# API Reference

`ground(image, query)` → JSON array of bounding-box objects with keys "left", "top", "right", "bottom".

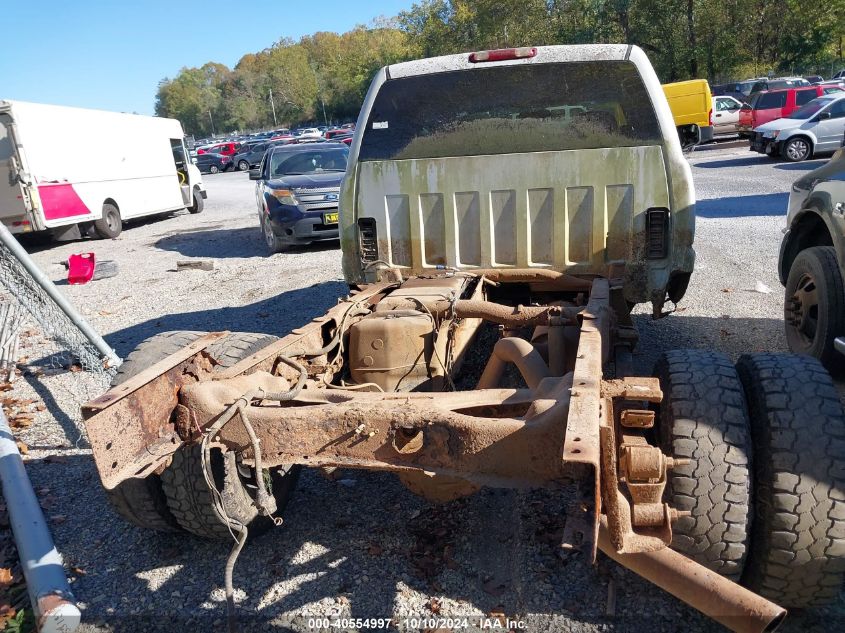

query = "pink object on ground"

[{"left": 67, "top": 253, "right": 96, "bottom": 285}]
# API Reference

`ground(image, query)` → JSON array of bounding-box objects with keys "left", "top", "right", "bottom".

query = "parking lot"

[{"left": 9, "top": 141, "right": 844, "bottom": 632}]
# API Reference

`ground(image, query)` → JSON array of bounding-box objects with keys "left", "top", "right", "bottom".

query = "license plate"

[{"left": 323, "top": 212, "right": 339, "bottom": 224}]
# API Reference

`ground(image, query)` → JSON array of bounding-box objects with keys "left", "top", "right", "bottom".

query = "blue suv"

[{"left": 250, "top": 143, "right": 348, "bottom": 252}]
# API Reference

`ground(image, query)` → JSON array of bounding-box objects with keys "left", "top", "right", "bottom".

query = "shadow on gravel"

[
  {"left": 630, "top": 314, "right": 787, "bottom": 374},
  {"left": 15, "top": 212, "right": 187, "bottom": 255},
  {"left": 154, "top": 226, "right": 341, "bottom": 260},
  {"left": 20, "top": 371, "right": 89, "bottom": 447},
  {"left": 695, "top": 192, "right": 788, "bottom": 218},
  {"left": 772, "top": 158, "right": 828, "bottom": 171},
  {"left": 104, "top": 280, "right": 348, "bottom": 357},
  {"left": 693, "top": 156, "right": 767, "bottom": 168},
  {"left": 154, "top": 227, "right": 264, "bottom": 259}
]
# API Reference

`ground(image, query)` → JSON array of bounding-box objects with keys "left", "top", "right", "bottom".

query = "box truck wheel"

[
  {"left": 94, "top": 202, "right": 122, "bottom": 239},
  {"left": 188, "top": 187, "right": 204, "bottom": 214},
  {"left": 655, "top": 350, "right": 753, "bottom": 579},
  {"left": 736, "top": 353, "right": 845, "bottom": 607}
]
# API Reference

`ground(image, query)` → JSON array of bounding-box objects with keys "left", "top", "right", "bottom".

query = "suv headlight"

[{"left": 269, "top": 188, "right": 298, "bottom": 205}]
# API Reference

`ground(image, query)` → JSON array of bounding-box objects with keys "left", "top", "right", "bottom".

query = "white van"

[{"left": 0, "top": 100, "right": 206, "bottom": 239}]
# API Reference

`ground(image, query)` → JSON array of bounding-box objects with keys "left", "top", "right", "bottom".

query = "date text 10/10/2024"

[{"left": 307, "top": 617, "right": 528, "bottom": 630}]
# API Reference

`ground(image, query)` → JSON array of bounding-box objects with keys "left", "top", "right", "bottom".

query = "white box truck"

[{"left": 0, "top": 100, "right": 206, "bottom": 240}]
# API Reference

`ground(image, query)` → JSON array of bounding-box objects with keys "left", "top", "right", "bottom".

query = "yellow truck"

[{"left": 662, "top": 79, "right": 714, "bottom": 149}]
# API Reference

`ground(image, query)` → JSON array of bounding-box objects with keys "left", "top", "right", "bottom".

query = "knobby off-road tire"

[
  {"left": 656, "top": 350, "right": 753, "bottom": 579},
  {"left": 784, "top": 246, "right": 845, "bottom": 373},
  {"left": 104, "top": 331, "right": 298, "bottom": 537},
  {"left": 105, "top": 331, "right": 206, "bottom": 532},
  {"left": 737, "top": 353, "right": 845, "bottom": 607},
  {"left": 162, "top": 445, "right": 299, "bottom": 539}
]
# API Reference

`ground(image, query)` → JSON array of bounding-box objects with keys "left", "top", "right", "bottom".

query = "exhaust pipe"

[
  {"left": 598, "top": 519, "right": 785, "bottom": 633},
  {"left": 476, "top": 337, "right": 550, "bottom": 389}
]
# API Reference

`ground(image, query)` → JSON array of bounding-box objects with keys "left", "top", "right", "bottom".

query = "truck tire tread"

[
  {"left": 737, "top": 353, "right": 845, "bottom": 607},
  {"left": 656, "top": 349, "right": 753, "bottom": 579}
]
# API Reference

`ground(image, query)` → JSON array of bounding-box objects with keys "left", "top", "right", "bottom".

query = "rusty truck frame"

[{"left": 82, "top": 45, "right": 845, "bottom": 633}]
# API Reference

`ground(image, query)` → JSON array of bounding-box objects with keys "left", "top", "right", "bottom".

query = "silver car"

[{"left": 753, "top": 93, "right": 845, "bottom": 161}]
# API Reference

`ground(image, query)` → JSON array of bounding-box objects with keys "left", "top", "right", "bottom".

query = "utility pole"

[
  {"left": 208, "top": 110, "right": 215, "bottom": 136},
  {"left": 269, "top": 89, "right": 277, "bottom": 126}
]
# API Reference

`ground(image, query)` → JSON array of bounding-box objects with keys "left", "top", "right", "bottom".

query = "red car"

[
  {"left": 738, "top": 85, "right": 844, "bottom": 136},
  {"left": 197, "top": 142, "right": 242, "bottom": 156}
]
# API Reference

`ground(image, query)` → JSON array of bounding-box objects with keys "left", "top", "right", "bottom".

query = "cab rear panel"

[{"left": 341, "top": 45, "right": 695, "bottom": 308}]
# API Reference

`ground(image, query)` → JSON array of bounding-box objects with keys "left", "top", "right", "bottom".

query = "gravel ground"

[{"left": 2, "top": 142, "right": 844, "bottom": 632}]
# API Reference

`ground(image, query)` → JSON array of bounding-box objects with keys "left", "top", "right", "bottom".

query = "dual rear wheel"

[
  {"left": 657, "top": 350, "right": 845, "bottom": 607},
  {"left": 104, "top": 331, "right": 299, "bottom": 539}
]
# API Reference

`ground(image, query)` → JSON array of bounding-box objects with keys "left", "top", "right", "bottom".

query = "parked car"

[
  {"left": 197, "top": 141, "right": 241, "bottom": 156},
  {"left": 0, "top": 100, "right": 206, "bottom": 240},
  {"left": 231, "top": 142, "right": 270, "bottom": 171},
  {"left": 295, "top": 127, "right": 323, "bottom": 140},
  {"left": 778, "top": 145, "right": 845, "bottom": 369},
  {"left": 833, "top": 69, "right": 845, "bottom": 80},
  {"left": 195, "top": 152, "right": 231, "bottom": 174},
  {"left": 738, "top": 85, "right": 844, "bottom": 136},
  {"left": 820, "top": 79, "right": 845, "bottom": 89},
  {"left": 711, "top": 81, "right": 756, "bottom": 102},
  {"left": 749, "top": 77, "right": 810, "bottom": 95},
  {"left": 249, "top": 143, "right": 349, "bottom": 252},
  {"left": 751, "top": 93, "right": 845, "bottom": 161},
  {"left": 804, "top": 76, "right": 825, "bottom": 84},
  {"left": 712, "top": 95, "right": 744, "bottom": 134}
]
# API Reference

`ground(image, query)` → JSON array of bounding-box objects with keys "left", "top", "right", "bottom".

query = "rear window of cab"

[{"left": 358, "top": 60, "right": 663, "bottom": 161}]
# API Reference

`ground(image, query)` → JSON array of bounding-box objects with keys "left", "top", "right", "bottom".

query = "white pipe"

[{"left": 0, "top": 409, "right": 80, "bottom": 632}]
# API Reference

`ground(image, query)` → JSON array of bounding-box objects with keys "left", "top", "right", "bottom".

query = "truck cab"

[{"left": 341, "top": 45, "right": 696, "bottom": 314}]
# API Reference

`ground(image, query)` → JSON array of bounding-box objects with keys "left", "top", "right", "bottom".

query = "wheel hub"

[
  {"left": 786, "top": 140, "right": 808, "bottom": 160},
  {"left": 786, "top": 273, "right": 819, "bottom": 342},
  {"left": 263, "top": 217, "right": 275, "bottom": 248}
]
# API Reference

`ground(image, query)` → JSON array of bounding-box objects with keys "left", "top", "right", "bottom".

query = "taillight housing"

[
  {"left": 708, "top": 108, "right": 713, "bottom": 126},
  {"left": 357, "top": 217, "right": 378, "bottom": 262},
  {"left": 469, "top": 47, "right": 537, "bottom": 63},
  {"left": 645, "top": 208, "right": 670, "bottom": 259}
]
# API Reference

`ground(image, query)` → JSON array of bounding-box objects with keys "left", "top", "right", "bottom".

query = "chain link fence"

[{"left": 0, "top": 224, "right": 120, "bottom": 388}]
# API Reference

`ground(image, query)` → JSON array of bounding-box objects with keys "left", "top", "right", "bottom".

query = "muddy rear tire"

[
  {"left": 737, "top": 353, "right": 845, "bottom": 607},
  {"left": 655, "top": 350, "right": 753, "bottom": 579},
  {"left": 158, "top": 331, "right": 301, "bottom": 539},
  {"left": 784, "top": 246, "right": 845, "bottom": 373},
  {"left": 161, "top": 445, "right": 299, "bottom": 539},
  {"left": 103, "top": 331, "right": 208, "bottom": 532},
  {"left": 102, "top": 330, "right": 297, "bottom": 536}
]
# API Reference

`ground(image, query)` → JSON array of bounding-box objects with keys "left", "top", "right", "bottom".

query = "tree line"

[{"left": 155, "top": 0, "right": 845, "bottom": 136}]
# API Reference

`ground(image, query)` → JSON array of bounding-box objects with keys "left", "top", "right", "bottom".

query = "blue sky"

[{"left": 1, "top": 1, "right": 415, "bottom": 115}]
